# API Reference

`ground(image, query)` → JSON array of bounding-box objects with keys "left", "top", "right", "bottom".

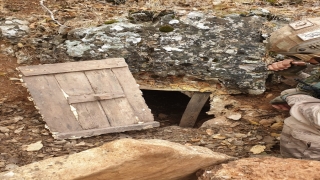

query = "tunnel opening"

[{"left": 141, "top": 90, "right": 215, "bottom": 128}]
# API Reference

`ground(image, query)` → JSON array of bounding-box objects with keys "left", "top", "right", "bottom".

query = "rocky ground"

[{"left": 0, "top": 0, "right": 319, "bottom": 178}]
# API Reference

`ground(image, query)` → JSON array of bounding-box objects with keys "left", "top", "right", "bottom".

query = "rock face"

[
  {"left": 55, "top": 12, "right": 268, "bottom": 94},
  {"left": 0, "top": 139, "right": 233, "bottom": 180},
  {"left": 0, "top": 12, "right": 279, "bottom": 94},
  {"left": 0, "top": 17, "right": 29, "bottom": 42},
  {"left": 199, "top": 157, "right": 320, "bottom": 180}
]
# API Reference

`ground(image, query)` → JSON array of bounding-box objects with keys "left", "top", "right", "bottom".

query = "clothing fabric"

[{"left": 280, "top": 94, "right": 320, "bottom": 160}]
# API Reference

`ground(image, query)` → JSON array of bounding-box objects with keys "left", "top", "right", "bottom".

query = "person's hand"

[
  {"left": 267, "top": 59, "right": 307, "bottom": 71},
  {"left": 269, "top": 95, "right": 291, "bottom": 111},
  {"left": 269, "top": 88, "right": 308, "bottom": 111},
  {"left": 271, "top": 104, "right": 291, "bottom": 111}
]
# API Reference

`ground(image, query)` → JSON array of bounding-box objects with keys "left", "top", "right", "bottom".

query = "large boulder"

[
  {"left": 199, "top": 157, "right": 320, "bottom": 180},
  {"left": 0, "top": 139, "right": 233, "bottom": 180},
  {"left": 55, "top": 12, "right": 268, "bottom": 94},
  {"left": 0, "top": 12, "right": 287, "bottom": 94}
]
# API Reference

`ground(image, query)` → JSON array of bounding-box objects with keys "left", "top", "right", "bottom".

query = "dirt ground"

[{"left": 0, "top": 0, "right": 317, "bottom": 175}]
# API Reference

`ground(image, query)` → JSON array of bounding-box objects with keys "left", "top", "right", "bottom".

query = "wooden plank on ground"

[
  {"left": 55, "top": 122, "right": 160, "bottom": 139},
  {"left": 85, "top": 69, "right": 138, "bottom": 126},
  {"left": 112, "top": 67, "right": 154, "bottom": 122},
  {"left": 18, "top": 58, "right": 127, "bottom": 77},
  {"left": 55, "top": 72, "right": 111, "bottom": 129},
  {"left": 179, "top": 92, "right": 210, "bottom": 127},
  {"left": 23, "top": 75, "right": 83, "bottom": 132}
]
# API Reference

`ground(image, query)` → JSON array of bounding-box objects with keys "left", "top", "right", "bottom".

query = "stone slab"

[{"left": 0, "top": 139, "right": 233, "bottom": 180}]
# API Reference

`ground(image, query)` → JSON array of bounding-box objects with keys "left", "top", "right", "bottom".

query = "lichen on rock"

[
  {"left": 0, "top": 17, "right": 29, "bottom": 42},
  {"left": 0, "top": 11, "right": 271, "bottom": 94},
  {"left": 56, "top": 11, "right": 269, "bottom": 94},
  {"left": 159, "top": 25, "right": 174, "bottom": 32}
]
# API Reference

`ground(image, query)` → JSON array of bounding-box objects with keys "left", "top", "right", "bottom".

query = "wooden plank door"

[
  {"left": 112, "top": 67, "right": 154, "bottom": 122},
  {"left": 85, "top": 69, "right": 139, "bottom": 126},
  {"left": 55, "top": 72, "right": 111, "bottom": 129},
  {"left": 23, "top": 75, "right": 83, "bottom": 132},
  {"left": 18, "top": 58, "right": 157, "bottom": 139}
]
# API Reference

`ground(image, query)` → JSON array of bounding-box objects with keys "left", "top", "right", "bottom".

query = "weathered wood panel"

[
  {"left": 85, "top": 69, "right": 138, "bottom": 126},
  {"left": 19, "top": 58, "right": 157, "bottom": 139},
  {"left": 55, "top": 72, "right": 111, "bottom": 129},
  {"left": 18, "top": 58, "right": 127, "bottom": 77},
  {"left": 55, "top": 122, "right": 160, "bottom": 139},
  {"left": 67, "top": 93, "right": 125, "bottom": 104},
  {"left": 23, "top": 75, "right": 83, "bottom": 132},
  {"left": 179, "top": 92, "right": 210, "bottom": 127},
  {"left": 112, "top": 67, "right": 154, "bottom": 122}
]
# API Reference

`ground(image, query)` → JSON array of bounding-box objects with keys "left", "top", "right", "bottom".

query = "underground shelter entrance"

[{"left": 141, "top": 90, "right": 215, "bottom": 128}]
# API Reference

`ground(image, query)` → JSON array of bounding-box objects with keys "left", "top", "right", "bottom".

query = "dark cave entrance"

[{"left": 141, "top": 90, "right": 215, "bottom": 128}]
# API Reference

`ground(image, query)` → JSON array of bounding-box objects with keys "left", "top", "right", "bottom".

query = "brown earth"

[{"left": 0, "top": 0, "right": 318, "bottom": 177}]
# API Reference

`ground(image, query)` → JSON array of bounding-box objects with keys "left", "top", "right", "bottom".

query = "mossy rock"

[
  {"left": 266, "top": 0, "right": 279, "bottom": 5},
  {"left": 105, "top": 19, "right": 118, "bottom": 24},
  {"left": 159, "top": 25, "right": 174, "bottom": 32}
]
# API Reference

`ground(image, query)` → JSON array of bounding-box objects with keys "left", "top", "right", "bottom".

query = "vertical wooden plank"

[
  {"left": 23, "top": 75, "right": 82, "bottom": 132},
  {"left": 179, "top": 92, "right": 210, "bottom": 127},
  {"left": 85, "top": 69, "right": 138, "bottom": 126},
  {"left": 55, "top": 72, "right": 111, "bottom": 129},
  {"left": 112, "top": 67, "right": 154, "bottom": 122}
]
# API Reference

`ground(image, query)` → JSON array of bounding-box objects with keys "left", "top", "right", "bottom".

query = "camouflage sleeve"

[{"left": 286, "top": 94, "right": 320, "bottom": 126}]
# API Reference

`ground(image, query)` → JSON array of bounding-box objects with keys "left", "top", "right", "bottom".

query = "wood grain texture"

[
  {"left": 55, "top": 72, "right": 111, "bottom": 129},
  {"left": 67, "top": 93, "right": 125, "bottom": 104},
  {"left": 112, "top": 67, "right": 154, "bottom": 122},
  {"left": 20, "top": 58, "right": 157, "bottom": 139},
  {"left": 55, "top": 122, "right": 160, "bottom": 139},
  {"left": 85, "top": 69, "right": 138, "bottom": 126},
  {"left": 18, "top": 58, "right": 127, "bottom": 77},
  {"left": 23, "top": 75, "right": 83, "bottom": 132},
  {"left": 179, "top": 92, "right": 210, "bottom": 127}
]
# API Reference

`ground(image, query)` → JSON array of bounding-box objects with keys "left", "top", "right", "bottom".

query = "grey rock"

[
  {"left": 15, "top": 51, "right": 30, "bottom": 64},
  {"left": 0, "top": 45, "right": 15, "bottom": 56},
  {"left": 12, "top": 19, "right": 29, "bottom": 25},
  {"left": 250, "top": 8, "right": 271, "bottom": 16},
  {"left": 0, "top": 18, "right": 29, "bottom": 42},
  {"left": 5, "top": 12, "right": 281, "bottom": 94},
  {"left": 129, "top": 11, "right": 154, "bottom": 22},
  {"left": 52, "top": 13, "right": 269, "bottom": 94},
  {"left": 65, "top": 40, "right": 91, "bottom": 57}
]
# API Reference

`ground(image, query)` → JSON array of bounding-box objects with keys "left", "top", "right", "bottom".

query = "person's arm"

[
  {"left": 268, "top": 58, "right": 319, "bottom": 71},
  {"left": 268, "top": 59, "right": 307, "bottom": 71}
]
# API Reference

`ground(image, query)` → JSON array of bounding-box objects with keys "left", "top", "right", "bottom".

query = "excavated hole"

[{"left": 142, "top": 90, "right": 215, "bottom": 127}]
